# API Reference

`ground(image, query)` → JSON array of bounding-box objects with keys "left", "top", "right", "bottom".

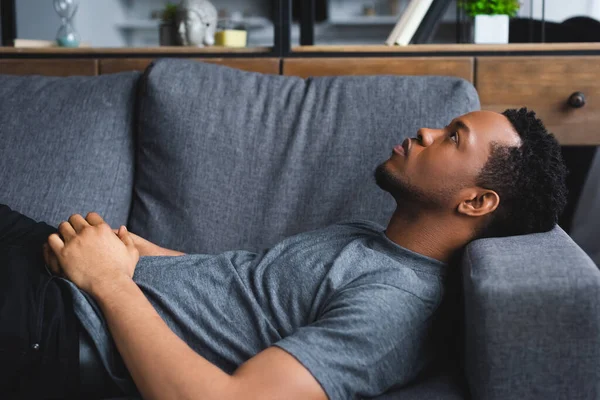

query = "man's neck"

[{"left": 384, "top": 206, "right": 466, "bottom": 263}]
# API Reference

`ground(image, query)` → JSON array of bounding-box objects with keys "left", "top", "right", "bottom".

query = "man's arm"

[
  {"left": 113, "top": 228, "right": 185, "bottom": 257},
  {"left": 93, "top": 276, "right": 327, "bottom": 400},
  {"left": 47, "top": 213, "right": 326, "bottom": 400}
]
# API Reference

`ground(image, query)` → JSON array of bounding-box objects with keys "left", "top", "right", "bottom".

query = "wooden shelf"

[
  {"left": 2, "top": 43, "right": 600, "bottom": 60},
  {"left": 0, "top": 46, "right": 272, "bottom": 55},
  {"left": 292, "top": 43, "right": 600, "bottom": 53}
]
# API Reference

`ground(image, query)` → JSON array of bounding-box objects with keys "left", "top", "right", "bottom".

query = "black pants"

[{"left": 0, "top": 205, "right": 79, "bottom": 399}]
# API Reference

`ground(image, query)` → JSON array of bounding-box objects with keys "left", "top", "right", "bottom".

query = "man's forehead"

[{"left": 455, "top": 110, "right": 521, "bottom": 147}]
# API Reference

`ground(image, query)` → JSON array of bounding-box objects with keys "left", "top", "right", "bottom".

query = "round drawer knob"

[{"left": 568, "top": 92, "right": 586, "bottom": 108}]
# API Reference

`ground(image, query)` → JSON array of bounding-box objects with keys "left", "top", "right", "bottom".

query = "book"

[
  {"left": 13, "top": 39, "right": 90, "bottom": 48},
  {"left": 386, "top": 0, "right": 436, "bottom": 46},
  {"left": 412, "top": 0, "right": 454, "bottom": 44},
  {"left": 385, "top": 0, "right": 421, "bottom": 45}
]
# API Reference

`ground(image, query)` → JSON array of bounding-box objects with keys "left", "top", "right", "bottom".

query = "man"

[{"left": 0, "top": 108, "right": 567, "bottom": 400}]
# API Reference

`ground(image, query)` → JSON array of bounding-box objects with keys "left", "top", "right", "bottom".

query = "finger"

[
  {"left": 45, "top": 239, "right": 66, "bottom": 277},
  {"left": 118, "top": 226, "right": 135, "bottom": 248},
  {"left": 45, "top": 247, "right": 62, "bottom": 276},
  {"left": 68, "top": 214, "right": 90, "bottom": 233},
  {"left": 85, "top": 212, "right": 105, "bottom": 227},
  {"left": 119, "top": 227, "right": 139, "bottom": 263},
  {"left": 58, "top": 221, "right": 76, "bottom": 242},
  {"left": 48, "top": 233, "right": 65, "bottom": 252}
]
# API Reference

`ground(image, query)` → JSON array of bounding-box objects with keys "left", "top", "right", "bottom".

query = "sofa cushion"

[
  {"left": 0, "top": 72, "right": 140, "bottom": 228},
  {"left": 130, "top": 58, "right": 480, "bottom": 254},
  {"left": 368, "top": 370, "right": 467, "bottom": 400},
  {"left": 462, "top": 226, "right": 600, "bottom": 400}
]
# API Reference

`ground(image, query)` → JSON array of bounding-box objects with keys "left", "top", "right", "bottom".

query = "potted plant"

[
  {"left": 159, "top": 2, "right": 179, "bottom": 46},
  {"left": 459, "top": 0, "right": 520, "bottom": 44}
]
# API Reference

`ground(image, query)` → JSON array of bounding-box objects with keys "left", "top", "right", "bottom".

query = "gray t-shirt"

[{"left": 68, "top": 220, "right": 447, "bottom": 399}]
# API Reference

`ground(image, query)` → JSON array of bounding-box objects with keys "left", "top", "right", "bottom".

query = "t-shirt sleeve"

[{"left": 274, "top": 283, "right": 438, "bottom": 400}]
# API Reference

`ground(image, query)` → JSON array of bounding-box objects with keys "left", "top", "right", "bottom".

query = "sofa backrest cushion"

[
  {"left": 130, "top": 58, "right": 480, "bottom": 254},
  {"left": 0, "top": 72, "right": 140, "bottom": 228}
]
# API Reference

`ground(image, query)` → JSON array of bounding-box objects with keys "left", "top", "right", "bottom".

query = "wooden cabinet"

[
  {"left": 281, "top": 55, "right": 600, "bottom": 145},
  {"left": 282, "top": 57, "right": 474, "bottom": 82},
  {"left": 0, "top": 59, "right": 98, "bottom": 76},
  {"left": 99, "top": 58, "right": 280, "bottom": 75},
  {"left": 1, "top": 48, "right": 599, "bottom": 145},
  {"left": 476, "top": 56, "right": 600, "bottom": 145}
]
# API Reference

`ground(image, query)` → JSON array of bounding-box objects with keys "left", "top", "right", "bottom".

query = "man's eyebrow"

[{"left": 453, "top": 119, "right": 470, "bottom": 132}]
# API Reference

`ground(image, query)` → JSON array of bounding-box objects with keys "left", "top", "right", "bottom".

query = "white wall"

[
  {"left": 16, "top": 0, "right": 127, "bottom": 46},
  {"left": 16, "top": 0, "right": 57, "bottom": 41},
  {"left": 76, "top": 0, "right": 127, "bottom": 47},
  {"left": 519, "top": 0, "right": 600, "bottom": 22}
]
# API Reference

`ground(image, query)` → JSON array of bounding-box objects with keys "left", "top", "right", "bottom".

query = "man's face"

[{"left": 375, "top": 110, "right": 521, "bottom": 210}]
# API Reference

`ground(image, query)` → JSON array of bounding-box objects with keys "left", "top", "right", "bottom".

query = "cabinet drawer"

[
  {"left": 283, "top": 57, "right": 474, "bottom": 82},
  {"left": 476, "top": 56, "right": 600, "bottom": 145},
  {"left": 0, "top": 59, "right": 98, "bottom": 76},
  {"left": 100, "top": 58, "right": 280, "bottom": 75}
]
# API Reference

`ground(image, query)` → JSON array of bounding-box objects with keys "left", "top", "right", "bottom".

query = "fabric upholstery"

[
  {"left": 0, "top": 72, "right": 140, "bottom": 228},
  {"left": 129, "top": 58, "right": 480, "bottom": 254},
  {"left": 462, "top": 225, "right": 600, "bottom": 400},
  {"left": 368, "top": 371, "right": 466, "bottom": 400},
  {"left": 570, "top": 148, "right": 600, "bottom": 265}
]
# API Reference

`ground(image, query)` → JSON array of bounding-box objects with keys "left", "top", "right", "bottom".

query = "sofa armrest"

[{"left": 462, "top": 226, "right": 600, "bottom": 400}]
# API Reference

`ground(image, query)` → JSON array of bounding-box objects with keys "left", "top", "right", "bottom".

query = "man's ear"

[{"left": 457, "top": 188, "right": 500, "bottom": 217}]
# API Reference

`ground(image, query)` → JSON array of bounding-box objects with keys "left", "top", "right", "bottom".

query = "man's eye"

[{"left": 450, "top": 131, "right": 458, "bottom": 144}]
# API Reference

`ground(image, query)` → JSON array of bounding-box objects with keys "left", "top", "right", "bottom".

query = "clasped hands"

[{"left": 43, "top": 212, "right": 140, "bottom": 296}]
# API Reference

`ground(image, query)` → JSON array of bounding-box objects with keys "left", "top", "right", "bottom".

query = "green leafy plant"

[
  {"left": 161, "top": 2, "right": 178, "bottom": 23},
  {"left": 458, "top": 0, "right": 520, "bottom": 17}
]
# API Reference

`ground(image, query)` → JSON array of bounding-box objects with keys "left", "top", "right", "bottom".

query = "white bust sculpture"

[{"left": 177, "top": 0, "right": 217, "bottom": 47}]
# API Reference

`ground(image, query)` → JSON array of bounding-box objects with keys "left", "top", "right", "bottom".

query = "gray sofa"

[{"left": 1, "top": 58, "right": 599, "bottom": 400}]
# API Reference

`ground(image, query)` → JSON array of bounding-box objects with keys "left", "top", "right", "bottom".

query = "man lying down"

[{"left": 0, "top": 108, "right": 567, "bottom": 400}]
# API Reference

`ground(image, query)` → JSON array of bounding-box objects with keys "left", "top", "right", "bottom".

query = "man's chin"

[
  {"left": 374, "top": 162, "right": 429, "bottom": 206},
  {"left": 374, "top": 163, "right": 404, "bottom": 197}
]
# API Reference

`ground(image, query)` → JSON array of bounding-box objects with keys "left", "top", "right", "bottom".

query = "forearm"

[
  {"left": 138, "top": 243, "right": 185, "bottom": 257},
  {"left": 92, "top": 276, "right": 237, "bottom": 400},
  {"left": 158, "top": 247, "right": 186, "bottom": 257},
  {"left": 122, "top": 230, "right": 185, "bottom": 257}
]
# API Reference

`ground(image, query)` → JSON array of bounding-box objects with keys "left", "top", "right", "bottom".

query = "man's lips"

[{"left": 393, "top": 138, "right": 411, "bottom": 157}]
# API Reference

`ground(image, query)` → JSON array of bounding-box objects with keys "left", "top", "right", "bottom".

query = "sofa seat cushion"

[
  {"left": 130, "top": 58, "right": 480, "bottom": 254},
  {"left": 0, "top": 72, "right": 140, "bottom": 227}
]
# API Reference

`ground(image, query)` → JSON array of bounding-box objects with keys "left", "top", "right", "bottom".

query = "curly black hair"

[{"left": 476, "top": 108, "right": 568, "bottom": 238}]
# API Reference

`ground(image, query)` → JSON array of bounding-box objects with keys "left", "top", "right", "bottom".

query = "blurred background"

[{"left": 2, "top": 0, "right": 600, "bottom": 48}]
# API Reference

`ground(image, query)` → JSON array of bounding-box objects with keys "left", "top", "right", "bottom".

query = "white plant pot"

[{"left": 474, "top": 14, "right": 509, "bottom": 44}]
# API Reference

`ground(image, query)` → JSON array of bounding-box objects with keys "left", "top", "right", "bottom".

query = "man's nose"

[{"left": 416, "top": 128, "right": 438, "bottom": 147}]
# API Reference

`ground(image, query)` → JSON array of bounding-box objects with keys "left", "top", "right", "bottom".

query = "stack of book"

[{"left": 386, "top": 0, "right": 453, "bottom": 45}]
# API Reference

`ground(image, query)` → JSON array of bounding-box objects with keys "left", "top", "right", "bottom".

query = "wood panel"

[
  {"left": 476, "top": 56, "right": 600, "bottom": 145},
  {"left": 282, "top": 57, "right": 474, "bottom": 82},
  {"left": 100, "top": 58, "right": 280, "bottom": 75},
  {"left": 0, "top": 59, "right": 98, "bottom": 76},
  {"left": 2, "top": 43, "right": 598, "bottom": 56}
]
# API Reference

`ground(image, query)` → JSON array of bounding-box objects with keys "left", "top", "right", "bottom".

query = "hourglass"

[{"left": 54, "top": 0, "right": 80, "bottom": 47}]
